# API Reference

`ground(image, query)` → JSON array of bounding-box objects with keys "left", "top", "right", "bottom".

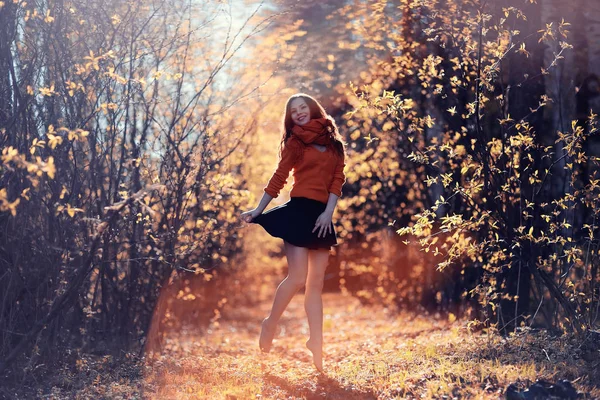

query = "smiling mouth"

[{"left": 297, "top": 115, "right": 307, "bottom": 121}]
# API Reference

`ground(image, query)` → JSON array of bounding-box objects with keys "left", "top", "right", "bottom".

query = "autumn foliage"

[
  {"left": 0, "top": 0, "right": 299, "bottom": 375},
  {"left": 313, "top": 0, "right": 600, "bottom": 336},
  {"left": 1, "top": 0, "right": 599, "bottom": 393}
]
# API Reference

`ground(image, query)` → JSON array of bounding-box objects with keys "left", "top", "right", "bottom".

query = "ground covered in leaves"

[{"left": 6, "top": 292, "right": 599, "bottom": 399}]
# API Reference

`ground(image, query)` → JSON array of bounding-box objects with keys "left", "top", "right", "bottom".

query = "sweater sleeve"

[
  {"left": 328, "top": 152, "right": 346, "bottom": 197},
  {"left": 263, "top": 140, "right": 298, "bottom": 198}
]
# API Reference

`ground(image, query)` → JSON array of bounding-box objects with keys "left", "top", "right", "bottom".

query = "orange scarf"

[
  {"left": 291, "top": 117, "right": 333, "bottom": 146},
  {"left": 288, "top": 117, "right": 338, "bottom": 165}
]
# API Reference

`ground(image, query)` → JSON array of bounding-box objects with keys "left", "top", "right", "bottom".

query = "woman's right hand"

[{"left": 240, "top": 208, "right": 262, "bottom": 223}]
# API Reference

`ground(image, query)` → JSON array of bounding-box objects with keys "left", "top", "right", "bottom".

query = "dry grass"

[
  {"left": 138, "top": 293, "right": 599, "bottom": 399},
  {"left": 13, "top": 292, "right": 599, "bottom": 399}
]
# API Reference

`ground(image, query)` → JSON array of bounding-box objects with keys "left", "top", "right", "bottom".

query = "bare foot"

[
  {"left": 305, "top": 338, "right": 324, "bottom": 373},
  {"left": 259, "top": 318, "right": 276, "bottom": 353}
]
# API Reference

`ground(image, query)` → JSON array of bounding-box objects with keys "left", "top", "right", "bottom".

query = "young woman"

[{"left": 240, "top": 93, "right": 346, "bottom": 373}]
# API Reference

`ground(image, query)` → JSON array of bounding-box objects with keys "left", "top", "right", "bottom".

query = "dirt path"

[
  {"left": 139, "top": 292, "right": 599, "bottom": 399},
  {"left": 142, "top": 292, "right": 443, "bottom": 399},
  {"left": 10, "top": 291, "right": 597, "bottom": 399}
]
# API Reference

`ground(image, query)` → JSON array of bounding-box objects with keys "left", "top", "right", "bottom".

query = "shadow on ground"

[{"left": 263, "top": 372, "right": 377, "bottom": 400}]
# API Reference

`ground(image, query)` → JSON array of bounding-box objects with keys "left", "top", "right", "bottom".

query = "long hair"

[{"left": 278, "top": 93, "right": 346, "bottom": 160}]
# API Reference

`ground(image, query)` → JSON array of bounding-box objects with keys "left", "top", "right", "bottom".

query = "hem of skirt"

[
  {"left": 267, "top": 232, "right": 336, "bottom": 250},
  {"left": 251, "top": 221, "right": 334, "bottom": 248}
]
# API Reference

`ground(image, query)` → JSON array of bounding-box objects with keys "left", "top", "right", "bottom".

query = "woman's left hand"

[{"left": 312, "top": 210, "right": 333, "bottom": 238}]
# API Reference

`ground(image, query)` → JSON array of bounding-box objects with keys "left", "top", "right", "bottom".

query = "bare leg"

[
  {"left": 304, "top": 248, "right": 329, "bottom": 372},
  {"left": 259, "top": 241, "right": 308, "bottom": 352}
]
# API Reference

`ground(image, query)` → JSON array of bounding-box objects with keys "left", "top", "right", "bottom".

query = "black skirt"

[{"left": 250, "top": 196, "right": 338, "bottom": 250}]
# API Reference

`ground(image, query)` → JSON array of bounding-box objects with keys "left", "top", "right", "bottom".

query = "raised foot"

[
  {"left": 305, "top": 338, "right": 324, "bottom": 373},
  {"left": 259, "top": 318, "right": 277, "bottom": 353}
]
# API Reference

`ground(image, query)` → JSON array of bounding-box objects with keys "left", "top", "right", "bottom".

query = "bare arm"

[{"left": 255, "top": 192, "right": 274, "bottom": 214}]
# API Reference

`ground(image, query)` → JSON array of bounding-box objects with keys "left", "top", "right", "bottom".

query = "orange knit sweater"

[{"left": 263, "top": 137, "right": 346, "bottom": 204}]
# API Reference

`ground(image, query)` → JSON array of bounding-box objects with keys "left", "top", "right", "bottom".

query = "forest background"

[{"left": 0, "top": 0, "right": 599, "bottom": 398}]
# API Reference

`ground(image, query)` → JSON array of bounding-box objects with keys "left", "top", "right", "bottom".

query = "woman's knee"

[
  {"left": 305, "top": 278, "right": 324, "bottom": 292},
  {"left": 285, "top": 275, "right": 306, "bottom": 288}
]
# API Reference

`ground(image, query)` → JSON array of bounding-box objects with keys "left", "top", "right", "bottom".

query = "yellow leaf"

[
  {"left": 39, "top": 85, "right": 55, "bottom": 96},
  {"left": 45, "top": 156, "right": 56, "bottom": 179},
  {"left": 44, "top": 10, "right": 54, "bottom": 23},
  {"left": 382, "top": 121, "right": 394, "bottom": 131},
  {"left": 47, "top": 134, "right": 63, "bottom": 149},
  {"left": 7, "top": 198, "right": 20, "bottom": 216},
  {"left": 66, "top": 204, "right": 84, "bottom": 217}
]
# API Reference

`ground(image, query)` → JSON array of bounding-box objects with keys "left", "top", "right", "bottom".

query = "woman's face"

[{"left": 290, "top": 97, "right": 310, "bottom": 126}]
